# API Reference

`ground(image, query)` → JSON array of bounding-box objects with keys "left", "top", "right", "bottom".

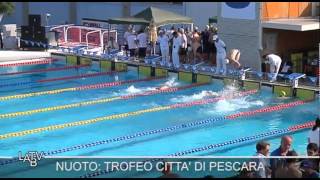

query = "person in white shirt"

[
  {"left": 167, "top": 26, "right": 175, "bottom": 62},
  {"left": 252, "top": 141, "right": 271, "bottom": 178},
  {"left": 172, "top": 31, "right": 182, "bottom": 68},
  {"left": 213, "top": 35, "right": 227, "bottom": 75},
  {"left": 157, "top": 30, "right": 170, "bottom": 64},
  {"left": 308, "top": 117, "right": 320, "bottom": 147},
  {"left": 137, "top": 29, "right": 148, "bottom": 59},
  {"left": 179, "top": 28, "right": 188, "bottom": 64},
  {"left": 263, "top": 53, "right": 282, "bottom": 82},
  {"left": 123, "top": 26, "right": 132, "bottom": 56},
  {"left": 127, "top": 31, "right": 138, "bottom": 60}
]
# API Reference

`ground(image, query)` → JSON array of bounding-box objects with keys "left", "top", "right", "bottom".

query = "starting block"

[
  {"left": 144, "top": 55, "right": 161, "bottom": 65},
  {"left": 239, "top": 67, "right": 251, "bottom": 80},
  {"left": 287, "top": 73, "right": 306, "bottom": 88}
]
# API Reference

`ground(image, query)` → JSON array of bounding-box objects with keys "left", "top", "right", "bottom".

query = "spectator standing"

[
  {"left": 157, "top": 30, "right": 170, "bottom": 64},
  {"left": 308, "top": 117, "right": 320, "bottom": 147},
  {"left": 274, "top": 150, "right": 302, "bottom": 178},
  {"left": 191, "top": 27, "right": 201, "bottom": 64},
  {"left": 127, "top": 31, "right": 138, "bottom": 60},
  {"left": 252, "top": 141, "right": 272, "bottom": 178},
  {"left": 137, "top": 29, "right": 148, "bottom": 59},
  {"left": 123, "top": 25, "right": 133, "bottom": 56},
  {"left": 270, "top": 135, "right": 293, "bottom": 178},
  {"left": 172, "top": 31, "right": 182, "bottom": 68}
]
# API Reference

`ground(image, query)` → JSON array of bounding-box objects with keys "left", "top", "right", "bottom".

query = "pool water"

[{"left": 0, "top": 59, "right": 319, "bottom": 159}]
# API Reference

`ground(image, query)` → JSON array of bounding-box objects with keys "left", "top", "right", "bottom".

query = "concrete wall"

[
  {"left": 217, "top": 2, "right": 262, "bottom": 72},
  {"left": 28, "top": 2, "right": 69, "bottom": 26},
  {"left": 184, "top": 2, "right": 218, "bottom": 30},
  {"left": 76, "top": 2, "right": 123, "bottom": 25}
]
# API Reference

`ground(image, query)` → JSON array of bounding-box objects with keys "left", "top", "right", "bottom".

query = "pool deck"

[
  {"left": 0, "top": 50, "right": 56, "bottom": 63},
  {"left": 1, "top": 50, "right": 319, "bottom": 93}
]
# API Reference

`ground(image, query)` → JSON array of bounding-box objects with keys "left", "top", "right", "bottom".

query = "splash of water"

[
  {"left": 112, "top": 85, "right": 157, "bottom": 96},
  {"left": 205, "top": 96, "right": 265, "bottom": 115},
  {"left": 163, "top": 77, "right": 179, "bottom": 87},
  {"left": 170, "top": 90, "right": 219, "bottom": 103}
]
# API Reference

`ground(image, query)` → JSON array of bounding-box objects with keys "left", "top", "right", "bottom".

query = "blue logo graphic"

[{"left": 225, "top": 2, "right": 250, "bottom": 9}]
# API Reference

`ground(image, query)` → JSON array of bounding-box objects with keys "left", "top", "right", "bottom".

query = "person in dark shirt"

[
  {"left": 158, "top": 162, "right": 180, "bottom": 178},
  {"left": 270, "top": 135, "right": 293, "bottom": 178}
]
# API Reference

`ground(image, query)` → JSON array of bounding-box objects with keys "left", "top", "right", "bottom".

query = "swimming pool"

[{"left": 0, "top": 58, "right": 318, "bottom": 164}]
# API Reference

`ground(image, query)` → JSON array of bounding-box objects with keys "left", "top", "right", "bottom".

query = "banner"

[{"left": 221, "top": 2, "right": 256, "bottom": 20}]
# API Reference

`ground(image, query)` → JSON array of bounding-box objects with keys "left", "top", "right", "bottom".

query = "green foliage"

[{"left": 0, "top": 2, "right": 15, "bottom": 15}]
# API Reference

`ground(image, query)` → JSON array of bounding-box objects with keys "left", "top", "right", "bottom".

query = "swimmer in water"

[
  {"left": 156, "top": 85, "right": 170, "bottom": 90},
  {"left": 205, "top": 91, "right": 218, "bottom": 97},
  {"left": 277, "top": 90, "right": 291, "bottom": 100}
]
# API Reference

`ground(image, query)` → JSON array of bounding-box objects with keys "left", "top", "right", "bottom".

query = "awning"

[
  {"left": 108, "top": 17, "right": 150, "bottom": 25},
  {"left": 108, "top": 6, "right": 193, "bottom": 26},
  {"left": 262, "top": 17, "right": 320, "bottom": 31}
]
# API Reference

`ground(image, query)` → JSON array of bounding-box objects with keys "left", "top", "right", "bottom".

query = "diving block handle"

[
  {"left": 239, "top": 68, "right": 251, "bottom": 80},
  {"left": 287, "top": 73, "right": 306, "bottom": 88}
]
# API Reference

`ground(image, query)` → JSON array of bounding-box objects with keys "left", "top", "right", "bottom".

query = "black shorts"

[
  {"left": 138, "top": 47, "right": 146, "bottom": 58},
  {"left": 179, "top": 48, "right": 187, "bottom": 55},
  {"left": 124, "top": 44, "right": 129, "bottom": 51},
  {"left": 209, "top": 43, "right": 216, "bottom": 53},
  {"left": 196, "top": 47, "right": 203, "bottom": 54},
  {"left": 129, "top": 49, "right": 136, "bottom": 57}
]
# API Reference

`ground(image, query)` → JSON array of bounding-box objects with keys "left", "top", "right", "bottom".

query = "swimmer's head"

[{"left": 279, "top": 91, "right": 286, "bottom": 97}]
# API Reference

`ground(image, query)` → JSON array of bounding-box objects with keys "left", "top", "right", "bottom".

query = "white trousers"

[
  {"left": 270, "top": 64, "right": 281, "bottom": 80},
  {"left": 160, "top": 46, "right": 169, "bottom": 64},
  {"left": 172, "top": 48, "right": 180, "bottom": 67},
  {"left": 216, "top": 52, "right": 227, "bottom": 75}
]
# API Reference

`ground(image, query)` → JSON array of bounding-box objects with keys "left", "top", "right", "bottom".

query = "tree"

[
  {"left": 0, "top": 2, "right": 15, "bottom": 26},
  {"left": 0, "top": 2, "right": 15, "bottom": 17},
  {"left": 0, "top": 2, "right": 15, "bottom": 49}
]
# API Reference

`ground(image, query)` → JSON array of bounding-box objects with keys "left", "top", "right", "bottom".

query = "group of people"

[
  {"left": 249, "top": 117, "right": 320, "bottom": 178},
  {"left": 157, "top": 117, "right": 320, "bottom": 178},
  {"left": 120, "top": 24, "right": 241, "bottom": 76},
  {"left": 115, "top": 24, "right": 297, "bottom": 82}
]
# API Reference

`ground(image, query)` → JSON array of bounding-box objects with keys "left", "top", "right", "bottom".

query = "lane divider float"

[
  {"left": 0, "top": 64, "right": 90, "bottom": 76},
  {"left": 0, "top": 100, "right": 308, "bottom": 167},
  {"left": 0, "top": 77, "right": 166, "bottom": 101},
  {"left": 80, "top": 121, "right": 315, "bottom": 178},
  {"left": 44, "top": 100, "right": 306, "bottom": 156},
  {"left": 0, "top": 90, "right": 258, "bottom": 140},
  {"left": 0, "top": 83, "right": 208, "bottom": 119}
]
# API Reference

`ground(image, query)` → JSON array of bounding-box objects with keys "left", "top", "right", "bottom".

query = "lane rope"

[
  {"left": 44, "top": 100, "right": 306, "bottom": 156},
  {"left": 0, "top": 77, "right": 165, "bottom": 101},
  {"left": 0, "top": 90, "right": 257, "bottom": 140},
  {"left": 80, "top": 121, "right": 315, "bottom": 178},
  {"left": 0, "top": 100, "right": 308, "bottom": 167},
  {"left": 0, "top": 64, "right": 90, "bottom": 76},
  {"left": 0, "top": 58, "right": 57, "bottom": 67},
  {"left": 0, "top": 83, "right": 208, "bottom": 119},
  {"left": 0, "top": 71, "right": 117, "bottom": 88}
]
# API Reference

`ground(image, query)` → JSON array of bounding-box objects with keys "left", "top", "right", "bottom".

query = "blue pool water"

[{"left": 0, "top": 59, "right": 319, "bottom": 159}]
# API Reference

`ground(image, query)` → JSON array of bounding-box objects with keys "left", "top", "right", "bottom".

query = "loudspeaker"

[
  {"left": 34, "top": 26, "right": 46, "bottom": 41},
  {"left": 21, "top": 26, "right": 33, "bottom": 40},
  {"left": 29, "top": 14, "right": 41, "bottom": 27}
]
